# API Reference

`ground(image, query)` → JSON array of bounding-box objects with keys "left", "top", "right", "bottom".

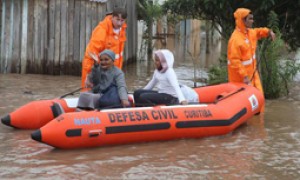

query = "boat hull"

[
  {"left": 1, "top": 98, "right": 77, "bottom": 129},
  {"left": 31, "top": 83, "right": 264, "bottom": 149}
]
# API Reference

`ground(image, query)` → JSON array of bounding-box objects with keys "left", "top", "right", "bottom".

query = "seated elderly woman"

[{"left": 77, "top": 49, "right": 130, "bottom": 110}]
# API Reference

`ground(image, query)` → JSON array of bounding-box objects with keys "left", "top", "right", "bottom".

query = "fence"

[{"left": 0, "top": 0, "right": 137, "bottom": 75}]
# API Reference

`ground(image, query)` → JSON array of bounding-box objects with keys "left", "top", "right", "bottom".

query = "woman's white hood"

[{"left": 154, "top": 49, "right": 174, "bottom": 73}]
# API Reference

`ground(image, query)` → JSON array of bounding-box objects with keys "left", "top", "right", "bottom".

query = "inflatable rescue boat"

[{"left": 27, "top": 83, "right": 264, "bottom": 149}]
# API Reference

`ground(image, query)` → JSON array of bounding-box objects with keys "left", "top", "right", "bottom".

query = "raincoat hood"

[
  {"left": 154, "top": 49, "right": 174, "bottom": 73},
  {"left": 234, "top": 8, "right": 251, "bottom": 32}
]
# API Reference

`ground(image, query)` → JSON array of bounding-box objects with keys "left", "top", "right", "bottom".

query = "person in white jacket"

[{"left": 134, "top": 49, "right": 188, "bottom": 106}]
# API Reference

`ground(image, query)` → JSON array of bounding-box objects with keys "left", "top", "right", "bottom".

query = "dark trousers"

[{"left": 133, "top": 89, "right": 178, "bottom": 106}]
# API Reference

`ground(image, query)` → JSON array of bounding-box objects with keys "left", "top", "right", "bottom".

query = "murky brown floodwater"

[{"left": 1, "top": 59, "right": 300, "bottom": 179}]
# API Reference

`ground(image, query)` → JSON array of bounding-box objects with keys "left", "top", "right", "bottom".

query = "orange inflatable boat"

[
  {"left": 30, "top": 83, "right": 264, "bottom": 149},
  {"left": 1, "top": 98, "right": 78, "bottom": 129}
]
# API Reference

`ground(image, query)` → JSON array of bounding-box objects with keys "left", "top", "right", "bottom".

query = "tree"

[
  {"left": 137, "top": 0, "right": 163, "bottom": 60},
  {"left": 162, "top": 0, "right": 300, "bottom": 49},
  {"left": 162, "top": 0, "right": 300, "bottom": 98}
]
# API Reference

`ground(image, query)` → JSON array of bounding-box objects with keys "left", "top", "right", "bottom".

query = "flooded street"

[{"left": 0, "top": 59, "right": 300, "bottom": 179}]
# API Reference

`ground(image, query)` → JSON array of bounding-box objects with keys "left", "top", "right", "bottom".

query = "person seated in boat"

[
  {"left": 77, "top": 49, "right": 130, "bottom": 110},
  {"left": 133, "top": 49, "right": 189, "bottom": 106}
]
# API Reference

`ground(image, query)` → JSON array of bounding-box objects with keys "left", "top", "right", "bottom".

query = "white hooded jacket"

[{"left": 144, "top": 49, "right": 186, "bottom": 103}]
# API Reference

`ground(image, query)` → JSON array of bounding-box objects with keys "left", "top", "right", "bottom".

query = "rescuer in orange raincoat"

[
  {"left": 227, "top": 8, "right": 276, "bottom": 94},
  {"left": 81, "top": 8, "right": 127, "bottom": 88}
]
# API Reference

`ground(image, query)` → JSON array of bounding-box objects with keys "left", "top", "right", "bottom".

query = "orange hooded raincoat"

[
  {"left": 81, "top": 15, "right": 127, "bottom": 87},
  {"left": 227, "top": 8, "right": 270, "bottom": 94}
]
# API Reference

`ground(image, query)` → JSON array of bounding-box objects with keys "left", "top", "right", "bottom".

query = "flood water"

[{"left": 1, "top": 58, "right": 300, "bottom": 179}]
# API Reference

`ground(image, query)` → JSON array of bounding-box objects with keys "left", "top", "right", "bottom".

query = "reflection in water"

[{"left": 0, "top": 62, "right": 300, "bottom": 178}]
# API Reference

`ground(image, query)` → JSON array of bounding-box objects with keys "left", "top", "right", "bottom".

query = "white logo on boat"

[
  {"left": 74, "top": 117, "right": 101, "bottom": 125},
  {"left": 248, "top": 94, "right": 259, "bottom": 111}
]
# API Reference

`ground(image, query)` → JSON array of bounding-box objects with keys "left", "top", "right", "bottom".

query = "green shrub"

[
  {"left": 207, "top": 54, "right": 228, "bottom": 85},
  {"left": 259, "top": 12, "right": 300, "bottom": 98},
  {"left": 260, "top": 37, "right": 300, "bottom": 98}
]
